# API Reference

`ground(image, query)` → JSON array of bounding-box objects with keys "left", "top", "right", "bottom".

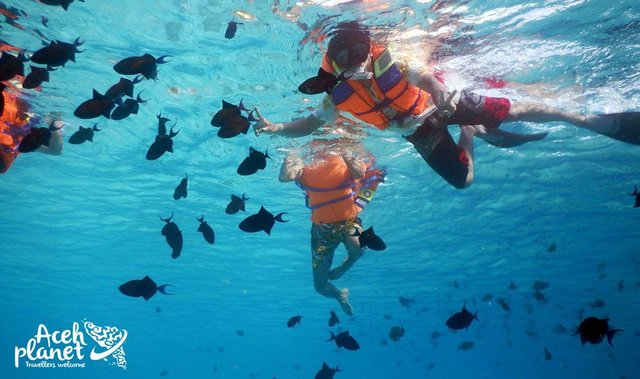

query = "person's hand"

[
  {"left": 252, "top": 107, "right": 282, "bottom": 136},
  {"left": 435, "top": 90, "right": 457, "bottom": 118}
]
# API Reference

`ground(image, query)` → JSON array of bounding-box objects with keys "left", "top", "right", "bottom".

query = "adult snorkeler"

[
  {"left": 279, "top": 138, "right": 385, "bottom": 316},
  {"left": 254, "top": 21, "right": 640, "bottom": 189}
]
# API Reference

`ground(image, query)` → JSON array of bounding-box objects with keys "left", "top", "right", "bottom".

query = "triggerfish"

[
  {"left": 239, "top": 206, "right": 287, "bottom": 235},
  {"left": 118, "top": 275, "right": 173, "bottom": 300},
  {"left": 237, "top": 147, "right": 270, "bottom": 176},
  {"left": 327, "top": 330, "right": 360, "bottom": 351},
  {"left": 574, "top": 317, "right": 622, "bottom": 346},
  {"left": 30, "top": 38, "right": 84, "bottom": 68},
  {"left": 73, "top": 89, "right": 115, "bottom": 119},
  {"left": 18, "top": 120, "right": 63, "bottom": 153},
  {"left": 225, "top": 193, "right": 249, "bottom": 214},
  {"left": 314, "top": 362, "right": 340, "bottom": 379},
  {"left": 146, "top": 113, "right": 179, "bottom": 160},
  {"left": 160, "top": 212, "right": 183, "bottom": 259},
  {"left": 173, "top": 173, "right": 188, "bottom": 200},
  {"left": 113, "top": 53, "right": 171, "bottom": 80},
  {"left": 446, "top": 305, "right": 478, "bottom": 330},
  {"left": 287, "top": 315, "right": 302, "bottom": 328},
  {"left": 351, "top": 226, "right": 386, "bottom": 251},
  {"left": 196, "top": 215, "right": 215, "bottom": 244},
  {"left": 68, "top": 123, "right": 100, "bottom": 144}
]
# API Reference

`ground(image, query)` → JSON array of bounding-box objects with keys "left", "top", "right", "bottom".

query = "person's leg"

[
  {"left": 328, "top": 220, "right": 364, "bottom": 281},
  {"left": 311, "top": 223, "right": 354, "bottom": 315},
  {"left": 457, "top": 125, "right": 476, "bottom": 187},
  {"left": 505, "top": 102, "right": 585, "bottom": 127}
]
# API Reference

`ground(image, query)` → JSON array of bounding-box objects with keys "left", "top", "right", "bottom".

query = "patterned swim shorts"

[{"left": 310, "top": 217, "right": 362, "bottom": 270}]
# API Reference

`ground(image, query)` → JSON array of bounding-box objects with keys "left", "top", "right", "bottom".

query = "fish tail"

[
  {"left": 274, "top": 212, "right": 288, "bottom": 223},
  {"left": 606, "top": 329, "right": 622, "bottom": 346},
  {"left": 197, "top": 214, "right": 204, "bottom": 223},
  {"left": 157, "top": 284, "right": 174, "bottom": 295},
  {"left": 326, "top": 331, "right": 336, "bottom": 342}
]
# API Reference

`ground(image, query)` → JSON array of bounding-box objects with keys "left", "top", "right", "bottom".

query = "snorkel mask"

[
  {"left": 298, "top": 23, "right": 372, "bottom": 95},
  {"left": 342, "top": 54, "right": 373, "bottom": 80}
]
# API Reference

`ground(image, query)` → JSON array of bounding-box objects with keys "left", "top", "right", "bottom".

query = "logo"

[{"left": 14, "top": 320, "right": 127, "bottom": 370}]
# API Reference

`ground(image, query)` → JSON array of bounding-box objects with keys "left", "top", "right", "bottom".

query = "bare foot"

[{"left": 337, "top": 288, "right": 354, "bottom": 316}]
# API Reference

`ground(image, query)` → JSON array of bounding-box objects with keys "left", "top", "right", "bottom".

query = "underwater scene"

[{"left": 1, "top": 0, "right": 639, "bottom": 378}]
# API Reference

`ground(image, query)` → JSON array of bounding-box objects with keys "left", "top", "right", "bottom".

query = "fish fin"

[
  {"left": 221, "top": 100, "right": 237, "bottom": 110},
  {"left": 606, "top": 329, "right": 622, "bottom": 346},
  {"left": 274, "top": 212, "right": 288, "bottom": 223},
  {"left": 157, "top": 284, "right": 174, "bottom": 295}
]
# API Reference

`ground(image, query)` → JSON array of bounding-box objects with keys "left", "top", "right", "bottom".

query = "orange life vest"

[
  {"left": 321, "top": 45, "right": 429, "bottom": 130},
  {"left": 297, "top": 155, "right": 384, "bottom": 224},
  {"left": 1, "top": 88, "right": 30, "bottom": 173}
]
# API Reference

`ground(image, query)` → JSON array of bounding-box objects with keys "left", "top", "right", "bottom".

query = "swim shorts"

[
  {"left": 310, "top": 217, "right": 362, "bottom": 270},
  {"left": 405, "top": 115, "right": 469, "bottom": 189},
  {"left": 449, "top": 89, "right": 510, "bottom": 129}
]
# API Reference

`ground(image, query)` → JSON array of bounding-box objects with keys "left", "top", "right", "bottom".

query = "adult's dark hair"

[{"left": 326, "top": 21, "right": 371, "bottom": 68}]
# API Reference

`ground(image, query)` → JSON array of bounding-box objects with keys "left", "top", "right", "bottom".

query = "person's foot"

[{"left": 337, "top": 288, "right": 353, "bottom": 316}]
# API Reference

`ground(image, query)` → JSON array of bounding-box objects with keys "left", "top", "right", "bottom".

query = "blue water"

[{"left": 1, "top": 0, "right": 639, "bottom": 378}]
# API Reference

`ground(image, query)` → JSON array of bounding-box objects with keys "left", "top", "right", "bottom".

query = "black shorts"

[{"left": 404, "top": 115, "right": 469, "bottom": 189}]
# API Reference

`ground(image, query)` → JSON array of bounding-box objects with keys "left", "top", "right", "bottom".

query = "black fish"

[
  {"left": 73, "top": 89, "right": 115, "bottom": 119},
  {"left": 458, "top": 341, "right": 474, "bottom": 351},
  {"left": 237, "top": 147, "right": 270, "bottom": 175},
  {"left": 287, "top": 315, "right": 302, "bottom": 328},
  {"left": 543, "top": 347, "right": 552, "bottom": 361},
  {"left": 160, "top": 212, "right": 183, "bottom": 259},
  {"left": 210, "top": 100, "right": 250, "bottom": 138},
  {"left": 327, "top": 330, "right": 360, "bottom": 351},
  {"left": 105, "top": 76, "right": 143, "bottom": 99},
  {"left": 630, "top": 185, "right": 640, "bottom": 208},
  {"left": 496, "top": 297, "right": 511, "bottom": 312},
  {"left": 328, "top": 311, "right": 340, "bottom": 327},
  {"left": 146, "top": 115, "right": 179, "bottom": 160},
  {"left": 0, "top": 51, "right": 27, "bottom": 81},
  {"left": 314, "top": 362, "right": 340, "bottom": 379},
  {"left": 225, "top": 193, "right": 249, "bottom": 214},
  {"left": 196, "top": 215, "right": 215, "bottom": 244},
  {"left": 239, "top": 206, "right": 287, "bottom": 235},
  {"left": 68, "top": 123, "right": 100, "bottom": 144},
  {"left": 445, "top": 304, "right": 478, "bottom": 330},
  {"left": 389, "top": 326, "right": 405, "bottom": 342},
  {"left": 30, "top": 38, "right": 84, "bottom": 68},
  {"left": 173, "top": 173, "right": 188, "bottom": 200},
  {"left": 22, "top": 66, "right": 50, "bottom": 89},
  {"left": 508, "top": 281, "right": 518, "bottom": 290},
  {"left": 18, "top": 120, "right": 63, "bottom": 153},
  {"left": 118, "top": 275, "right": 173, "bottom": 300},
  {"left": 398, "top": 296, "right": 416, "bottom": 308},
  {"left": 110, "top": 92, "right": 147, "bottom": 120},
  {"left": 298, "top": 68, "right": 350, "bottom": 95},
  {"left": 113, "top": 53, "right": 171, "bottom": 80},
  {"left": 351, "top": 226, "right": 386, "bottom": 251},
  {"left": 533, "top": 280, "right": 549, "bottom": 291},
  {"left": 225, "top": 19, "right": 243, "bottom": 39},
  {"left": 41, "top": 16, "right": 49, "bottom": 27},
  {"left": 575, "top": 317, "right": 622, "bottom": 346},
  {"left": 39, "top": 0, "right": 84, "bottom": 11}
]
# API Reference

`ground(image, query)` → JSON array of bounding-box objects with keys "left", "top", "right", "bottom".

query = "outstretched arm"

[{"left": 254, "top": 95, "right": 339, "bottom": 138}]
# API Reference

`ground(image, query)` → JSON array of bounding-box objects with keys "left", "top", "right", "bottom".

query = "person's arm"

[
  {"left": 341, "top": 154, "right": 366, "bottom": 179},
  {"left": 254, "top": 95, "right": 339, "bottom": 138},
  {"left": 279, "top": 153, "right": 304, "bottom": 182},
  {"left": 402, "top": 61, "right": 457, "bottom": 117}
]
